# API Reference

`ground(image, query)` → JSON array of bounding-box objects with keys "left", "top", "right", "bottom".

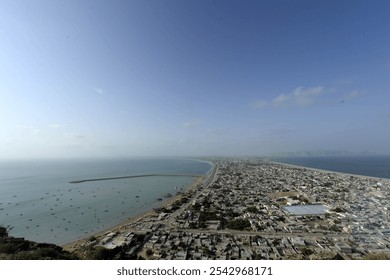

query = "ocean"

[
  {"left": 0, "top": 158, "right": 212, "bottom": 245},
  {"left": 271, "top": 155, "right": 390, "bottom": 179}
]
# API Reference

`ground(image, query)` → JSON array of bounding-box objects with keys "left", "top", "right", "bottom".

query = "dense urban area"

[{"left": 62, "top": 159, "right": 390, "bottom": 260}]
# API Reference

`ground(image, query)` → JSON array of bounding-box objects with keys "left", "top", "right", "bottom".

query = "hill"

[{"left": 0, "top": 226, "right": 78, "bottom": 260}]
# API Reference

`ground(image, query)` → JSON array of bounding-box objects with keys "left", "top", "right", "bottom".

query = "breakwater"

[{"left": 69, "top": 174, "right": 200, "bottom": 184}]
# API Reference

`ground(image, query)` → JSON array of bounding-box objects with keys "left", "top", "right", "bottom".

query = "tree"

[
  {"left": 226, "top": 219, "right": 251, "bottom": 230},
  {"left": 0, "top": 226, "right": 9, "bottom": 237},
  {"left": 246, "top": 206, "right": 258, "bottom": 213},
  {"left": 146, "top": 249, "right": 153, "bottom": 257}
]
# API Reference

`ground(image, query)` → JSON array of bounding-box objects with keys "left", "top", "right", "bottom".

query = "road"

[{"left": 167, "top": 163, "right": 219, "bottom": 226}]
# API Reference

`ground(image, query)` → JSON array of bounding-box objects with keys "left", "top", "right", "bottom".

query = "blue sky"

[{"left": 1, "top": 0, "right": 390, "bottom": 158}]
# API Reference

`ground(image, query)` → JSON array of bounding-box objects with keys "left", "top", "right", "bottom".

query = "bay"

[{"left": 0, "top": 158, "right": 212, "bottom": 245}]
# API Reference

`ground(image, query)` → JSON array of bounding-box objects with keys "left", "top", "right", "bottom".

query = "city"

[{"left": 66, "top": 159, "right": 390, "bottom": 260}]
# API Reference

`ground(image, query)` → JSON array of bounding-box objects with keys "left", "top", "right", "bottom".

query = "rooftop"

[{"left": 283, "top": 204, "right": 329, "bottom": 216}]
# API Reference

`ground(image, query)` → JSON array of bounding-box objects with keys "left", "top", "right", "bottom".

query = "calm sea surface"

[
  {"left": 0, "top": 158, "right": 212, "bottom": 245},
  {"left": 271, "top": 155, "right": 390, "bottom": 179}
]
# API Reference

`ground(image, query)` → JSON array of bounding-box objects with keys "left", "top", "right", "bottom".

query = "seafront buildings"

[{"left": 67, "top": 159, "right": 390, "bottom": 259}]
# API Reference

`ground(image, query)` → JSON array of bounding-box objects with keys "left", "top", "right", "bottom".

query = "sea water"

[
  {"left": 271, "top": 155, "right": 390, "bottom": 179},
  {"left": 0, "top": 158, "right": 212, "bottom": 245}
]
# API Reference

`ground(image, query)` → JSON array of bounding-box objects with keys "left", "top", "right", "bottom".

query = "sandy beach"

[
  {"left": 62, "top": 175, "right": 205, "bottom": 251},
  {"left": 269, "top": 159, "right": 390, "bottom": 182},
  {"left": 63, "top": 159, "right": 390, "bottom": 252},
  {"left": 60, "top": 159, "right": 390, "bottom": 260}
]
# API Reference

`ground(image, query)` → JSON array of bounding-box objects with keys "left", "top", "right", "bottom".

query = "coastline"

[
  {"left": 62, "top": 160, "right": 216, "bottom": 251},
  {"left": 62, "top": 175, "right": 205, "bottom": 251},
  {"left": 60, "top": 159, "right": 215, "bottom": 249},
  {"left": 60, "top": 159, "right": 390, "bottom": 260},
  {"left": 268, "top": 159, "right": 390, "bottom": 182},
  {"left": 62, "top": 158, "right": 389, "bottom": 251}
]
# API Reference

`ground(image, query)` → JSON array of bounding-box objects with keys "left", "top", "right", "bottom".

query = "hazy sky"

[{"left": 1, "top": 0, "right": 390, "bottom": 159}]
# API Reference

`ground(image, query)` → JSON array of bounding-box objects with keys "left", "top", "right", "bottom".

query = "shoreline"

[
  {"left": 268, "top": 159, "right": 390, "bottom": 182},
  {"left": 61, "top": 160, "right": 215, "bottom": 249},
  {"left": 62, "top": 175, "right": 205, "bottom": 251},
  {"left": 59, "top": 159, "right": 390, "bottom": 260},
  {"left": 62, "top": 158, "right": 389, "bottom": 251}
]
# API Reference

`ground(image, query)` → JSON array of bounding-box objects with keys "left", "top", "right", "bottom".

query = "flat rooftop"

[{"left": 283, "top": 204, "right": 329, "bottom": 215}]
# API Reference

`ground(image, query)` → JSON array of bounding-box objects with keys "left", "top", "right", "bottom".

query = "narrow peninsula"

[{"left": 65, "top": 159, "right": 390, "bottom": 260}]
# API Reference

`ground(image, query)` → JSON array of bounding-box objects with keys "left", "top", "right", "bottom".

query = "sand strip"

[{"left": 62, "top": 175, "right": 204, "bottom": 251}]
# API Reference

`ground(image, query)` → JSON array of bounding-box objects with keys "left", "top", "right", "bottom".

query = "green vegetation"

[
  {"left": 0, "top": 226, "right": 78, "bottom": 260},
  {"left": 146, "top": 249, "right": 153, "bottom": 257},
  {"left": 246, "top": 206, "right": 258, "bottom": 213},
  {"left": 74, "top": 233, "right": 148, "bottom": 260},
  {"left": 226, "top": 219, "right": 251, "bottom": 230},
  {"left": 198, "top": 211, "right": 218, "bottom": 221},
  {"left": 85, "top": 246, "right": 115, "bottom": 260},
  {"left": 0, "top": 227, "right": 7, "bottom": 237},
  {"left": 88, "top": 235, "right": 97, "bottom": 242},
  {"left": 301, "top": 247, "right": 314, "bottom": 256}
]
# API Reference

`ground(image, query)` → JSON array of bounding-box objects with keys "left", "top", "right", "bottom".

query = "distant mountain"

[{"left": 269, "top": 150, "right": 377, "bottom": 157}]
